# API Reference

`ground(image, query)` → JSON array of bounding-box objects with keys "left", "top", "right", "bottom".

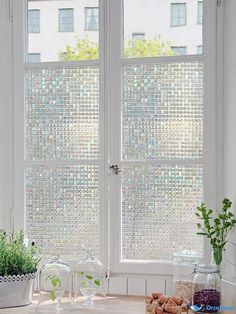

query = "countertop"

[{"left": 0, "top": 295, "right": 145, "bottom": 314}]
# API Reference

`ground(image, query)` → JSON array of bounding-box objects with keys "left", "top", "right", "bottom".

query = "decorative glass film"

[
  {"left": 25, "top": 165, "right": 100, "bottom": 258},
  {"left": 25, "top": 66, "right": 99, "bottom": 161},
  {"left": 122, "top": 62, "right": 203, "bottom": 160},
  {"left": 121, "top": 164, "right": 203, "bottom": 261}
]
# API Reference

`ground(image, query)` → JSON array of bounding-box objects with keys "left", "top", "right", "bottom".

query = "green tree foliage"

[
  {"left": 59, "top": 37, "right": 99, "bottom": 61},
  {"left": 124, "top": 37, "right": 174, "bottom": 58},
  {"left": 59, "top": 36, "right": 174, "bottom": 60}
]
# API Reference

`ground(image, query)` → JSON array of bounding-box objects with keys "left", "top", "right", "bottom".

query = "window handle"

[{"left": 109, "top": 164, "right": 121, "bottom": 175}]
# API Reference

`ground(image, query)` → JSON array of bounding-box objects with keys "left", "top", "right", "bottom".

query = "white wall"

[
  {"left": 222, "top": 0, "right": 236, "bottom": 309},
  {"left": 0, "top": 0, "right": 13, "bottom": 231}
]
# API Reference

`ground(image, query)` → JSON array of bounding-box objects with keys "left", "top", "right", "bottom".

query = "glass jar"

[
  {"left": 174, "top": 250, "right": 202, "bottom": 301},
  {"left": 39, "top": 256, "right": 72, "bottom": 312},
  {"left": 74, "top": 250, "right": 104, "bottom": 307},
  {"left": 192, "top": 264, "right": 221, "bottom": 313}
]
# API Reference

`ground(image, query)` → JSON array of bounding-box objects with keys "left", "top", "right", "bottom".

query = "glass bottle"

[
  {"left": 39, "top": 256, "right": 72, "bottom": 312},
  {"left": 74, "top": 250, "right": 104, "bottom": 307},
  {"left": 174, "top": 250, "right": 202, "bottom": 301},
  {"left": 192, "top": 264, "right": 221, "bottom": 313}
]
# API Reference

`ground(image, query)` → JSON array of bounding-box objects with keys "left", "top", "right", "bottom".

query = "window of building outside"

[
  {"left": 132, "top": 33, "right": 145, "bottom": 41},
  {"left": 15, "top": 0, "right": 217, "bottom": 275},
  {"left": 171, "top": 46, "right": 187, "bottom": 56},
  {"left": 197, "top": 45, "right": 203, "bottom": 54},
  {"left": 171, "top": 3, "right": 187, "bottom": 27},
  {"left": 85, "top": 7, "right": 99, "bottom": 31},
  {"left": 198, "top": 1, "right": 203, "bottom": 24},
  {"left": 59, "top": 8, "right": 74, "bottom": 32},
  {"left": 28, "top": 53, "right": 41, "bottom": 63},
  {"left": 28, "top": 9, "right": 40, "bottom": 33}
]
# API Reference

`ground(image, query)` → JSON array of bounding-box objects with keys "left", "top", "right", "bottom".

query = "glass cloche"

[
  {"left": 39, "top": 256, "right": 72, "bottom": 312},
  {"left": 74, "top": 250, "right": 104, "bottom": 307}
]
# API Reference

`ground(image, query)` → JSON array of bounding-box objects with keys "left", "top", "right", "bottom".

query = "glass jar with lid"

[
  {"left": 74, "top": 250, "right": 104, "bottom": 307},
  {"left": 39, "top": 256, "right": 72, "bottom": 311},
  {"left": 174, "top": 250, "right": 202, "bottom": 301},
  {"left": 192, "top": 264, "right": 221, "bottom": 313}
]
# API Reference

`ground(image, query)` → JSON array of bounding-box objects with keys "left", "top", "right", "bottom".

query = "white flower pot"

[{"left": 0, "top": 273, "right": 36, "bottom": 308}]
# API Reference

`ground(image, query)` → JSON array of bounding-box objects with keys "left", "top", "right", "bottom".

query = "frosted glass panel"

[
  {"left": 25, "top": 66, "right": 99, "bottom": 161},
  {"left": 122, "top": 62, "right": 203, "bottom": 160},
  {"left": 121, "top": 164, "right": 203, "bottom": 261},
  {"left": 25, "top": 165, "right": 99, "bottom": 257}
]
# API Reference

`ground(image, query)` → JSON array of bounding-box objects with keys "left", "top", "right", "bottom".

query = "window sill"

[{"left": 1, "top": 295, "right": 145, "bottom": 313}]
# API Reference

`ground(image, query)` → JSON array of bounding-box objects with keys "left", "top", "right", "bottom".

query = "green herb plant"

[
  {"left": 46, "top": 275, "right": 62, "bottom": 301},
  {"left": 0, "top": 230, "right": 39, "bottom": 276},
  {"left": 196, "top": 198, "right": 236, "bottom": 267},
  {"left": 77, "top": 272, "right": 101, "bottom": 288}
]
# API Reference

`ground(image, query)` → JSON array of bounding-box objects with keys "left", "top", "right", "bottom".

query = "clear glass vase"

[
  {"left": 74, "top": 250, "right": 104, "bottom": 307},
  {"left": 39, "top": 256, "right": 72, "bottom": 312},
  {"left": 192, "top": 264, "right": 221, "bottom": 313}
]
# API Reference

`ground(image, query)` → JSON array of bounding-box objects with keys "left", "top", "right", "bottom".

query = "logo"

[
  {"left": 189, "top": 304, "right": 234, "bottom": 312},
  {"left": 189, "top": 304, "right": 204, "bottom": 311}
]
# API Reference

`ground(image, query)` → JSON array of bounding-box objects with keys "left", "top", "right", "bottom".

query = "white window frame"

[
  {"left": 11, "top": 0, "right": 222, "bottom": 277},
  {"left": 107, "top": 0, "right": 220, "bottom": 275}
]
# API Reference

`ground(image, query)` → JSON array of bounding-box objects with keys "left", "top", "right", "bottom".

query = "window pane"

[
  {"left": 123, "top": 0, "right": 203, "bottom": 58},
  {"left": 28, "top": 53, "right": 41, "bottom": 63},
  {"left": 28, "top": 0, "right": 99, "bottom": 62},
  {"left": 25, "top": 66, "right": 99, "bottom": 161},
  {"left": 85, "top": 7, "right": 99, "bottom": 31},
  {"left": 28, "top": 9, "right": 40, "bottom": 33},
  {"left": 26, "top": 165, "right": 100, "bottom": 258},
  {"left": 171, "top": 46, "right": 187, "bottom": 55},
  {"left": 171, "top": 4, "right": 186, "bottom": 27},
  {"left": 122, "top": 62, "right": 203, "bottom": 160},
  {"left": 198, "top": 1, "right": 203, "bottom": 24},
  {"left": 59, "top": 8, "right": 74, "bottom": 32},
  {"left": 121, "top": 164, "right": 203, "bottom": 261}
]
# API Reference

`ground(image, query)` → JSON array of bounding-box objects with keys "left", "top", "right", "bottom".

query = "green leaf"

[
  {"left": 50, "top": 291, "right": 56, "bottom": 302},
  {"left": 213, "top": 247, "right": 223, "bottom": 266},
  {"left": 196, "top": 232, "right": 209, "bottom": 236},
  {"left": 86, "top": 274, "right": 94, "bottom": 280},
  {"left": 94, "top": 279, "right": 100, "bottom": 286},
  {"left": 80, "top": 280, "right": 87, "bottom": 288}
]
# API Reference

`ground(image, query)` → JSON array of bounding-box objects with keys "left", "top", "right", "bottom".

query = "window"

[
  {"left": 171, "top": 3, "right": 186, "bottom": 27},
  {"left": 197, "top": 45, "right": 203, "bottom": 54},
  {"left": 171, "top": 46, "right": 187, "bottom": 55},
  {"left": 28, "top": 53, "right": 41, "bottom": 63},
  {"left": 28, "top": 9, "right": 40, "bottom": 33},
  {"left": 198, "top": 1, "right": 203, "bottom": 24},
  {"left": 132, "top": 33, "right": 145, "bottom": 41},
  {"left": 13, "top": 0, "right": 218, "bottom": 276},
  {"left": 59, "top": 8, "right": 74, "bottom": 32},
  {"left": 85, "top": 7, "right": 99, "bottom": 31}
]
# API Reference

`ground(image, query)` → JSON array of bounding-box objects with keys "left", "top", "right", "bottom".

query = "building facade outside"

[{"left": 28, "top": 0, "right": 203, "bottom": 62}]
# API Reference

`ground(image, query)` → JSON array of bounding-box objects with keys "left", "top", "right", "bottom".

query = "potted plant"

[
  {"left": 0, "top": 230, "right": 39, "bottom": 308},
  {"left": 196, "top": 198, "right": 236, "bottom": 268}
]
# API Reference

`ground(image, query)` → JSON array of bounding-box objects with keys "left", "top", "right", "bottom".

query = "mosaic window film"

[
  {"left": 122, "top": 62, "right": 204, "bottom": 160},
  {"left": 25, "top": 67, "right": 99, "bottom": 161},
  {"left": 121, "top": 164, "right": 203, "bottom": 261},
  {"left": 25, "top": 165, "right": 100, "bottom": 258}
]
